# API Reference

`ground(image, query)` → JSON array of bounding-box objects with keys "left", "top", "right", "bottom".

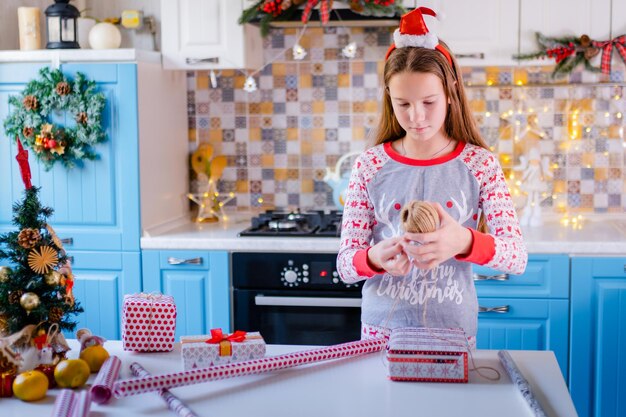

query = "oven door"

[{"left": 233, "top": 289, "right": 362, "bottom": 345}]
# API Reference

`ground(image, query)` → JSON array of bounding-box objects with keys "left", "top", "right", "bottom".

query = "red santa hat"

[{"left": 385, "top": 7, "right": 452, "bottom": 66}]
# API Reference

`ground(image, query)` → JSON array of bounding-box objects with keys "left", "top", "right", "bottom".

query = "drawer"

[
  {"left": 158, "top": 250, "right": 209, "bottom": 270},
  {"left": 473, "top": 254, "right": 569, "bottom": 298}
]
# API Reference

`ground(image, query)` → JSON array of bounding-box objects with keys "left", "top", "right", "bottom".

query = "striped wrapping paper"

[
  {"left": 113, "top": 337, "right": 388, "bottom": 398},
  {"left": 91, "top": 355, "right": 122, "bottom": 404},
  {"left": 72, "top": 390, "right": 92, "bottom": 417},
  {"left": 51, "top": 389, "right": 76, "bottom": 417},
  {"left": 131, "top": 362, "right": 199, "bottom": 417}
]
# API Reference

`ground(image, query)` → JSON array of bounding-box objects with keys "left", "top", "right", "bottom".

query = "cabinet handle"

[
  {"left": 60, "top": 238, "right": 73, "bottom": 245},
  {"left": 473, "top": 273, "right": 509, "bottom": 281},
  {"left": 185, "top": 57, "right": 219, "bottom": 65},
  {"left": 479, "top": 305, "right": 510, "bottom": 313},
  {"left": 455, "top": 53, "right": 485, "bottom": 59},
  {"left": 167, "top": 257, "right": 203, "bottom": 265}
]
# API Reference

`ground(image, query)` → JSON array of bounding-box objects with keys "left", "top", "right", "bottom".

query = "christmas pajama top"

[{"left": 337, "top": 141, "right": 528, "bottom": 339}]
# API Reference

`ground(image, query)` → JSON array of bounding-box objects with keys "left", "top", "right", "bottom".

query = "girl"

[{"left": 337, "top": 7, "right": 527, "bottom": 346}]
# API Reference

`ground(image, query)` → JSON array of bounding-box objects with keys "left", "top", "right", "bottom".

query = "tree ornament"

[
  {"left": 3, "top": 67, "right": 106, "bottom": 170},
  {"left": 44, "top": 271, "right": 62, "bottom": 286},
  {"left": 27, "top": 246, "right": 58, "bottom": 275},
  {"left": 48, "top": 306, "right": 64, "bottom": 323},
  {"left": 17, "top": 228, "right": 42, "bottom": 249},
  {"left": 20, "top": 292, "right": 40, "bottom": 312},
  {"left": 9, "top": 290, "right": 24, "bottom": 305},
  {"left": 0, "top": 266, "right": 11, "bottom": 283}
]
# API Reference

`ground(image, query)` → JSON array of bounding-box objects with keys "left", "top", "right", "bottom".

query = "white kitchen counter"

[
  {"left": 141, "top": 213, "right": 626, "bottom": 255},
  {"left": 4, "top": 340, "right": 576, "bottom": 417}
]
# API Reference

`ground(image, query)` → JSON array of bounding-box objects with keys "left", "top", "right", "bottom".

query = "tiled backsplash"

[{"left": 187, "top": 27, "right": 625, "bottom": 214}]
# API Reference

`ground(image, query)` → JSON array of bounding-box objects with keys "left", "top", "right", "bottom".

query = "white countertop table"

[
  {"left": 141, "top": 213, "right": 626, "bottom": 255},
  {"left": 4, "top": 340, "right": 577, "bottom": 417}
]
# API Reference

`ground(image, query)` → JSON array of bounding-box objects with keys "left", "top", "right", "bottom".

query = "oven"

[{"left": 232, "top": 252, "right": 363, "bottom": 345}]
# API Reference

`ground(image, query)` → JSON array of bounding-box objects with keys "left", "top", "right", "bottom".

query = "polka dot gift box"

[
  {"left": 122, "top": 293, "right": 177, "bottom": 352},
  {"left": 180, "top": 329, "right": 266, "bottom": 370}
]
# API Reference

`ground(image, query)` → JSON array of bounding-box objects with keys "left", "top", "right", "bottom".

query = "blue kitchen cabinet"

[
  {"left": 570, "top": 257, "right": 626, "bottom": 417},
  {"left": 142, "top": 250, "right": 231, "bottom": 339},
  {"left": 0, "top": 62, "right": 141, "bottom": 339},
  {"left": 473, "top": 254, "right": 570, "bottom": 378}
]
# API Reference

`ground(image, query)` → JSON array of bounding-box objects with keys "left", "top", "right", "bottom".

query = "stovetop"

[{"left": 238, "top": 209, "right": 342, "bottom": 237}]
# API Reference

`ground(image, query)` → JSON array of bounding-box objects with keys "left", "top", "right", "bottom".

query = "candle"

[{"left": 17, "top": 7, "right": 42, "bottom": 50}]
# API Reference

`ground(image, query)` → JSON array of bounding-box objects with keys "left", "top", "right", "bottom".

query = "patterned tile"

[{"left": 186, "top": 26, "right": 626, "bottom": 212}]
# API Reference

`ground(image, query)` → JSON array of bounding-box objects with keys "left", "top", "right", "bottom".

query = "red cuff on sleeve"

[
  {"left": 455, "top": 228, "right": 495, "bottom": 265},
  {"left": 353, "top": 248, "right": 385, "bottom": 278}
]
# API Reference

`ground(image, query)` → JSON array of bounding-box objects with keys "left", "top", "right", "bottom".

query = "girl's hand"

[
  {"left": 401, "top": 203, "right": 473, "bottom": 270},
  {"left": 368, "top": 236, "right": 412, "bottom": 276}
]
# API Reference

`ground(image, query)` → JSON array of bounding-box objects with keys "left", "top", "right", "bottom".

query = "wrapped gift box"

[
  {"left": 181, "top": 329, "right": 266, "bottom": 370},
  {"left": 122, "top": 293, "right": 176, "bottom": 352},
  {"left": 386, "top": 327, "right": 468, "bottom": 383}
]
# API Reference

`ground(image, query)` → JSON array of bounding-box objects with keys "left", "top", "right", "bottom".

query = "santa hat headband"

[{"left": 385, "top": 7, "right": 452, "bottom": 66}]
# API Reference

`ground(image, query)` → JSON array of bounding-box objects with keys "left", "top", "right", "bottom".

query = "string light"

[
  {"left": 243, "top": 76, "right": 258, "bottom": 93},
  {"left": 342, "top": 41, "right": 358, "bottom": 58},
  {"left": 292, "top": 43, "right": 307, "bottom": 60}
]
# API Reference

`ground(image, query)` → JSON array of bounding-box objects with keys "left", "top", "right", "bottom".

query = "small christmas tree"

[{"left": 0, "top": 139, "right": 82, "bottom": 338}]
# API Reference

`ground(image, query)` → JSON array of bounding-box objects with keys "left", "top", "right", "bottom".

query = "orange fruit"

[
  {"left": 54, "top": 359, "right": 90, "bottom": 388},
  {"left": 80, "top": 345, "right": 110, "bottom": 372},
  {"left": 13, "top": 370, "right": 49, "bottom": 402}
]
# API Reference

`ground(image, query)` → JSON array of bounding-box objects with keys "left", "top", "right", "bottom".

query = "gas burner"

[{"left": 239, "top": 209, "right": 343, "bottom": 237}]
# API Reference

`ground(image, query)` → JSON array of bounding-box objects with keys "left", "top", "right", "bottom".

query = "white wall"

[{"left": 0, "top": 0, "right": 160, "bottom": 51}]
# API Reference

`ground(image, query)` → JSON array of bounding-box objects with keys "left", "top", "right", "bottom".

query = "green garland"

[
  {"left": 240, "top": 0, "right": 406, "bottom": 37},
  {"left": 513, "top": 32, "right": 601, "bottom": 78},
  {"left": 3, "top": 67, "right": 106, "bottom": 170}
]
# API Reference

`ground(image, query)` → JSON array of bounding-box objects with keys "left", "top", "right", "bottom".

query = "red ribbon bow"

[
  {"left": 592, "top": 35, "right": 626, "bottom": 74},
  {"left": 205, "top": 329, "right": 247, "bottom": 344}
]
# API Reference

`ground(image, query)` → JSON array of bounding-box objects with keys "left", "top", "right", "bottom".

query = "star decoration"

[{"left": 187, "top": 188, "right": 236, "bottom": 222}]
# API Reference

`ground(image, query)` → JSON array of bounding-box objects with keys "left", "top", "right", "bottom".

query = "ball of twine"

[{"left": 400, "top": 200, "right": 440, "bottom": 233}]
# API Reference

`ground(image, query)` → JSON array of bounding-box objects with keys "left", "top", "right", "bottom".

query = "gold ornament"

[
  {"left": 46, "top": 224, "right": 64, "bottom": 250},
  {"left": 18, "top": 228, "right": 41, "bottom": 249},
  {"left": 0, "top": 266, "right": 11, "bottom": 282},
  {"left": 28, "top": 245, "right": 58, "bottom": 275},
  {"left": 44, "top": 271, "right": 62, "bottom": 286},
  {"left": 20, "top": 292, "right": 40, "bottom": 312}
]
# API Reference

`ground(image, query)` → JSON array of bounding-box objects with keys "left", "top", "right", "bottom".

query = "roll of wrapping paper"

[
  {"left": 498, "top": 351, "right": 548, "bottom": 417},
  {"left": 73, "top": 389, "right": 92, "bottom": 417},
  {"left": 114, "top": 337, "right": 387, "bottom": 398},
  {"left": 51, "top": 389, "right": 76, "bottom": 417},
  {"left": 90, "top": 355, "right": 122, "bottom": 404},
  {"left": 130, "top": 362, "right": 199, "bottom": 417}
]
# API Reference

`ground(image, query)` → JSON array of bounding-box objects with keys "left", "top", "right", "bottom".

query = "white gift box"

[{"left": 181, "top": 331, "right": 266, "bottom": 370}]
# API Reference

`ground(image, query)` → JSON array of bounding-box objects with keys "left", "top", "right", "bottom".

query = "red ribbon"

[
  {"left": 15, "top": 137, "right": 32, "bottom": 190},
  {"left": 205, "top": 329, "right": 247, "bottom": 344},
  {"left": 592, "top": 35, "right": 626, "bottom": 74}
]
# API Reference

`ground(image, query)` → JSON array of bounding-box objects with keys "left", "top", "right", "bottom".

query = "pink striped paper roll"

[
  {"left": 114, "top": 338, "right": 387, "bottom": 398},
  {"left": 51, "top": 389, "right": 76, "bottom": 417},
  {"left": 91, "top": 355, "right": 121, "bottom": 404},
  {"left": 131, "top": 362, "right": 199, "bottom": 417},
  {"left": 72, "top": 390, "right": 92, "bottom": 417}
]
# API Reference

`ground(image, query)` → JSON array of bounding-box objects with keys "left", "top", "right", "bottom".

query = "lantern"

[{"left": 45, "top": 0, "right": 80, "bottom": 49}]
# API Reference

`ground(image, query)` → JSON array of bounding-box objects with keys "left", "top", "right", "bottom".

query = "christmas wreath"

[
  {"left": 3, "top": 67, "right": 106, "bottom": 170},
  {"left": 240, "top": 0, "right": 405, "bottom": 37},
  {"left": 514, "top": 32, "right": 626, "bottom": 78}
]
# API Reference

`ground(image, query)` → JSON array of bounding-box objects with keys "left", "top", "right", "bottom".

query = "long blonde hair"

[
  {"left": 374, "top": 42, "right": 490, "bottom": 232},
  {"left": 373, "top": 41, "right": 488, "bottom": 151}
]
